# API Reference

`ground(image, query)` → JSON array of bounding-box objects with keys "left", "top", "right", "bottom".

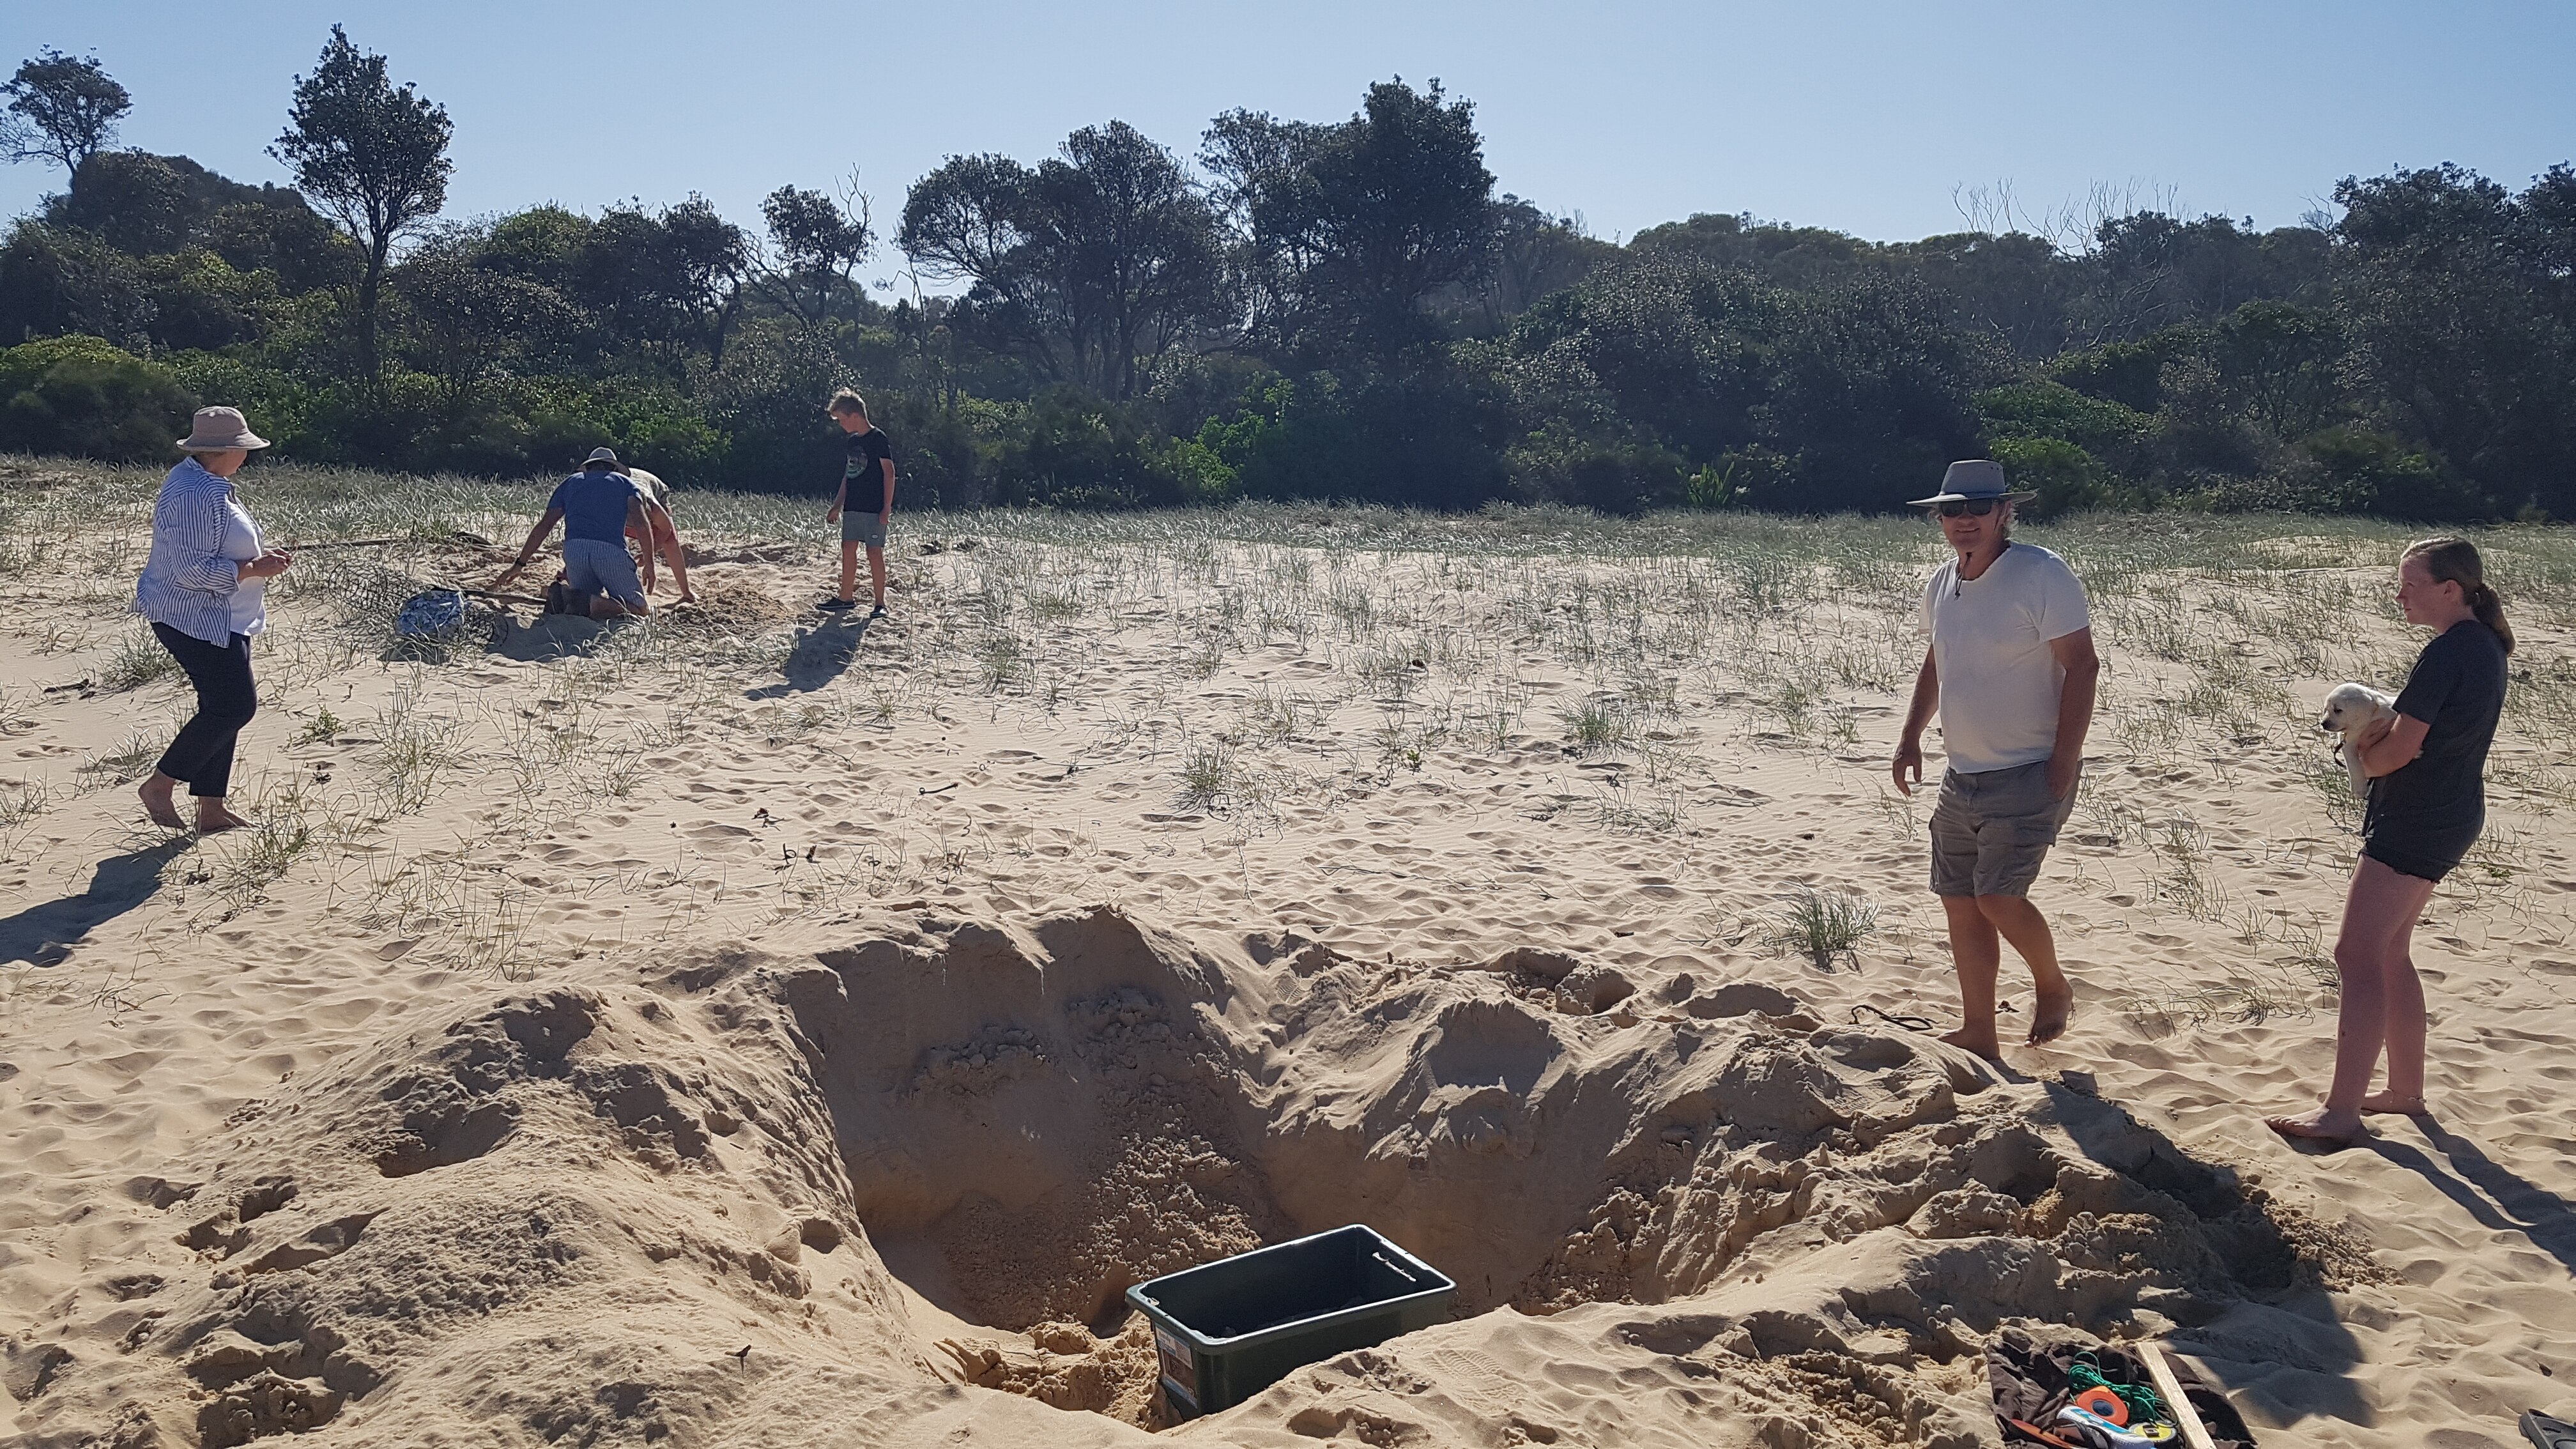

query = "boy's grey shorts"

[
  {"left": 841, "top": 510, "right": 887, "bottom": 548},
  {"left": 1929, "top": 758, "right": 2078, "bottom": 898}
]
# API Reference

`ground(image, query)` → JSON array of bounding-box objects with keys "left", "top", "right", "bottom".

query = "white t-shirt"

[
  {"left": 220, "top": 496, "right": 266, "bottom": 638},
  {"left": 1920, "top": 542, "right": 2089, "bottom": 774}
]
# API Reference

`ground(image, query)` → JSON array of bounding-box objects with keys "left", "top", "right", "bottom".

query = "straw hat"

[
  {"left": 176, "top": 407, "right": 270, "bottom": 452},
  {"left": 1908, "top": 459, "right": 2034, "bottom": 507}
]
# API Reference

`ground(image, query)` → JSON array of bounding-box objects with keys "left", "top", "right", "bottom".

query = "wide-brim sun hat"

[
  {"left": 175, "top": 406, "right": 270, "bottom": 452},
  {"left": 1909, "top": 459, "right": 2034, "bottom": 507}
]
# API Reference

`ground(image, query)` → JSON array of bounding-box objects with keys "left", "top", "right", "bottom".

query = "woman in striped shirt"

[{"left": 131, "top": 408, "right": 291, "bottom": 833}]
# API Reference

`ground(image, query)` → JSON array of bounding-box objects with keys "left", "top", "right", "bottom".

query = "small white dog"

[{"left": 2318, "top": 682, "right": 2398, "bottom": 801}]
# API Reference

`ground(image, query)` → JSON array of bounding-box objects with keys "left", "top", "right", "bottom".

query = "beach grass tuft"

[{"left": 1766, "top": 886, "right": 1881, "bottom": 970}]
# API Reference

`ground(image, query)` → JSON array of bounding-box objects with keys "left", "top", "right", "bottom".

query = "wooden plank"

[{"left": 2138, "top": 1341, "right": 2222, "bottom": 1449}]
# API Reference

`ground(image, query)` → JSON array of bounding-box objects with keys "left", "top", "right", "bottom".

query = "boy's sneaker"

[
  {"left": 868, "top": 602, "right": 887, "bottom": 619},
  {"left": 818, "top": 597, "right": 856, "bottom": 613}
]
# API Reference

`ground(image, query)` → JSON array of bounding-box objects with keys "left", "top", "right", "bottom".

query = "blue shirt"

[{"left": 548, "top": 469, "right": 640, "bottom": 544}]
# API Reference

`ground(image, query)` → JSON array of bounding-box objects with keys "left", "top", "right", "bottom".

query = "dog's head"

[{"left": 2319, "top": 682, "right": 2390, "bottom": 735}]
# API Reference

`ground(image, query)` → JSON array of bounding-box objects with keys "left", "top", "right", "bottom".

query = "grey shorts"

[
  {"left": 563, "top": 537, "right": 645, "bottom": 610},
  {"left": 1929, "top": 759, "right": 2078, "bottom": 898},
  {"left": 841, "top": 510, "right": 887, "bottom": 548}
]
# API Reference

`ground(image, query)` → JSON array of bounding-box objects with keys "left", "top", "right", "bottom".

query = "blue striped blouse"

[{"left": 132, "top": 459, "right": 259, "bottom": 647}]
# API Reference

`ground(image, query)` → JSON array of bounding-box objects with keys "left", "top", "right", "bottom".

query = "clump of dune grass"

[
  {"left": 1556, "top": 698, "right": 1632, "bottom": 754},
  {"left": 976, "top": 632, "right": 1026, "bottom": 691},
  {"left": 209, "top": 804, "right": 318, "bottom": 911},
  {"left": 1765, "top": 886, "right": 1880, "bottom": 970},
  {"left": 0, "top": 776, "right": 52, "bottom": 830},
  {"left": 293, "top": 705, "right": 342, "bottom": 746},
  {"left": 1175, "top": 740, "right": 1236, "bottom": 814},
  {"left": 97, "top": 630, "right": 181, "bottom": 691},
  {"left": 367, "top": 683, "right": 460, "bottom": 816},
  {"left": 2120, "top": 962, "right": 2326, "bottom": 1034},
  {"left": 76, "top": 727, "right": 163, "bottom": 786}
]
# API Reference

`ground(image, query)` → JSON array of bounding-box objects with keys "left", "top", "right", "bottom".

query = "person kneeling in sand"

[
  {"left": 1890, "top": 461, "right": 2099, "bottom": 1057},
  {"left": 618, "top": 463, "right": 696, "bottom": 603},
  {"left": 507, "top": 447, "right": 656, "bottom": 618}
]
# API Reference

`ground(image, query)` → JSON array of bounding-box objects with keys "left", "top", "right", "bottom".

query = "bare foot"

[
  {"left": 2266, "top": 1107, "right": 2366, "bottom": 1146},
  {"left": 195, "top": 801, "right": 251, "bottom": 834},
  {"left": 2027, "top": 987, "right": 2073, "bottom": 1046},
  {"left": 2356, "top": 1092, "right": 2427, "bottom": 1116},
  {"left": 1938, "top": 1026, "right": 2001, "bottom": 1061},
  {"left": 138, "top": 775, "right": 184, "bottom": 829}
]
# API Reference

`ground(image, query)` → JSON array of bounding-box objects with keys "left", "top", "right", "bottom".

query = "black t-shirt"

[
  {"left": 2371, "top": 620, "right": 2508, "bottom": 831},
  {"left": 842, "top": 427, "right": 894, "bottom": 509}
]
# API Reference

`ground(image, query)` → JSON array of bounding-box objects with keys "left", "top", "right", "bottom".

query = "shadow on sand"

[
  {"left": 747, "top": 612, "right": 870, "bottom": 698},
  {"left": 2370, "top": 1115, "right": 2576, "bottom": 1278},
  {"left": 2041, "top": 1079, "right": 2372, "bottom": 1432},
  {"left": 492, "top": 613, "right": 614, "bottom": 662},
  {"left": 0, "top": 838, "right": 194, "bottom": 967}
]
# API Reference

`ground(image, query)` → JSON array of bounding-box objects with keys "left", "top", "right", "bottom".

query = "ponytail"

[
  {"left": 2469, "top": 583, "right": 2514, "bottom": 654},
  {"left": 2404, "top": 536, "right": 2515, "bottom": 655}
]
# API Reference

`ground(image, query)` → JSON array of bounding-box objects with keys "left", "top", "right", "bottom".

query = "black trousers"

[{"left": 151, "top": 623, "right": 256, "bottom": 797}]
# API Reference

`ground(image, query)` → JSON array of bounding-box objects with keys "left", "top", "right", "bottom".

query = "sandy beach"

[{"left": 3, "top": 457, "right": 2572, "bottom": 1447}]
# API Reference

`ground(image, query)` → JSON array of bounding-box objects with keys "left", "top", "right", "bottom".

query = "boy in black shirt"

[{"left": 822, "top": 389, "right": 894, "bottom": 616}]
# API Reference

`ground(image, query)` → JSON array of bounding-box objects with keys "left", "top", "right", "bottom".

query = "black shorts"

[{"left": 2362, "top": 809, "right": 2481, "bottom": 883}]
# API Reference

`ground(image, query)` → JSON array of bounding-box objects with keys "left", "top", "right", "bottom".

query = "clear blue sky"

[{"left": 5, "top": 0, "right": 2572, "bottom": 272}]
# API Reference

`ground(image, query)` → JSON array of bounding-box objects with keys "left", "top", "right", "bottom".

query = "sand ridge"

[{"left": 0, "top": 908, "right": 2397, "bottom": 1446}]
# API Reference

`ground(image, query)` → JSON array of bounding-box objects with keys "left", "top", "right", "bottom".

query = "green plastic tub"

[{"left": 1124, "top": 1224, "right": 1456, "bottom": 1418}]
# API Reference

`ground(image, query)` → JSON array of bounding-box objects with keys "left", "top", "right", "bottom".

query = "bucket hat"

[
  {"left": 1908, "top": 459, "right": 2033, "bottom": 507},
  {"left": 583, "top": 446, "right": 620, "bottom": 467},
  {"left": 175, "top": 406, "right": 270, "bottom": 452}
]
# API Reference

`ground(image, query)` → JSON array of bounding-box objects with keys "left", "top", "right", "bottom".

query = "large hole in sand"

[
  {"left": 799, "top": 921, "right": 1614, "bottom": 1334},
  {"left": 772, "top": 909, "right": 2340, "bottom": 1427}
]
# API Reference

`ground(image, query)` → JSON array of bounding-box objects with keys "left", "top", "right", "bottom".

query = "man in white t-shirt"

[{"left": 1890, "top": 460, "right": 2099, "bottom": 1059}]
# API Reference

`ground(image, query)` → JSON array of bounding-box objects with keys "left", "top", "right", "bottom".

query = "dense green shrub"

[
  {"left": 1197, "top": 367, "right": 1506, "bottom": 509},
  {"left": 2296, "top": 427, "right": 2468, "bottom": 516},
  {"left": 1989, "top": 436, "right": 2116, "bottom": 517},
  {"left": 1504, "top": 431, "right": 1687, "bottom": 514},
  {"left": 992, "top": 389, "right": 1236, "bottom": 509},
  {"left": 0, "top": 334, "right": 196, "bottom": 461},
  {"left": 2041, "top": 329, "right": 2203, "bottom": 413},
  {"left": 0, "top": 224, "right": 152, "bottom": 347},
  {"left": 1977, "top": 380, "right": 2152, "bottom": 456},
  {"left": 165, "top": 351, "right": 314, "bottom": 453}
]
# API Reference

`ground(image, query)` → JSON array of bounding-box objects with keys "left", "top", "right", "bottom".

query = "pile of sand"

[{"left": 6, "top": 907, "right": 2388, "bottom": 1447}]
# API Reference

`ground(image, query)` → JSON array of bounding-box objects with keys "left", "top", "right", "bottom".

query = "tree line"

[{"left": 3, "top": 33, "right": 2572, "bottom": 519}]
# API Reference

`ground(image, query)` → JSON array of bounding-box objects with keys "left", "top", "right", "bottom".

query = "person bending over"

[
  {"left": 1891, "top": 460, "right": 2099, "bottom": 1058},
  {"left": 510, "top": 447, "right": 654, "bottom": 618},
  {"left": 620, "top": 463, "right": 695, "bottom": 602}
]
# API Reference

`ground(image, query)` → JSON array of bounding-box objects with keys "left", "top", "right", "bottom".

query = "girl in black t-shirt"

[{"left": 2271, "top": 537, "right": 2512, "bottom": 1146}]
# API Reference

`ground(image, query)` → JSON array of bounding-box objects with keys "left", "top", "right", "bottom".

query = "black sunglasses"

[{"left": 1934, "top": 497, "right": 2000, "bottom": 518}]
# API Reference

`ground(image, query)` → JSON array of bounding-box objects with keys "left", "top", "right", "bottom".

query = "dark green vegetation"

[{"left": 4, "top": 38, "right": 2573, "bottom": 518}]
